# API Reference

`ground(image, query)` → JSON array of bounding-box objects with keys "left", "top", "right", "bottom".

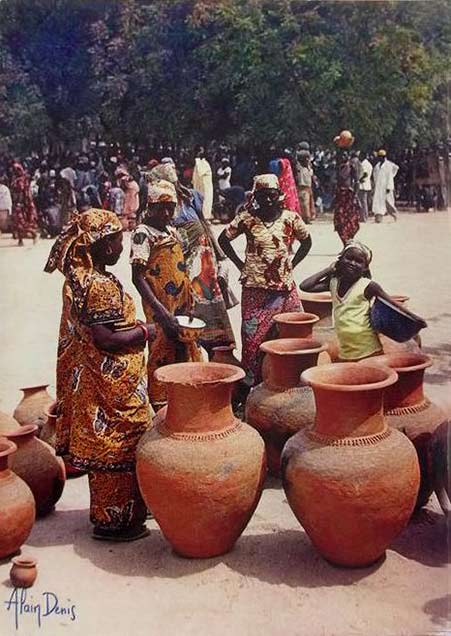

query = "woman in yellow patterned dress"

[
  {"left": 45, "top": 209, "right": 155, "bottom": 541},
  {"left": 130, "top": 180, "right": 202, "bottom": 411}
]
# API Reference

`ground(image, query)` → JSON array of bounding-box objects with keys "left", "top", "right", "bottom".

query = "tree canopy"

[{"left": 1, "top": 0, "right": 450, "bottom": 152}]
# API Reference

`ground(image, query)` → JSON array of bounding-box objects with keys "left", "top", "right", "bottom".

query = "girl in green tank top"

[{"left": 300, "top": 241, "right": 427, "bottom": 361}]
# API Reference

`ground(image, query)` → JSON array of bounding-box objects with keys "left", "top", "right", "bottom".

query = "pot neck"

[
  {"left": 265, "top": 351, "right": 320, "bottom": 390},
  {"left": 313, "top": 386, "right": 386, "bottom": 438},
  {"left": 278, "top": 323, "right": 314, "bottom": 339},
  {"left": 0, "top": 442, "right": 16, "bottom": 471},
  {"left": 6, "top": 426, "right": 37, "bottom": 447},
  {"left": 164, "top": 382, "right": 236, "bottom": 434},
  {"left": 384, "top": 367, "right": 425, "bottom": 410}
]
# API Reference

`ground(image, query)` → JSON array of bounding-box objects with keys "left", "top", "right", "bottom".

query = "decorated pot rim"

[
  {"left": 359, "top": 352, "right": 432, "bottom": 374},
  {"left": 0, "top": 438, "right": 17, "bottom": 458},
  {"left": 301, "top": 362, "right": 398, "bottom": 392},
  {"left": 154, "top": 362, "right": 245, "bottom": 385},
  {"left": 5, "top": 423, "right": 39, "bottom": 439},
  {"left": 12, "top": 555, "right": 37, "bottom": 568},
  {"left": 260, "top": 338, "right": 327, "bottom": 356},
  {"left": 273, "top": 311, "right": 320, "bottom": 325}
]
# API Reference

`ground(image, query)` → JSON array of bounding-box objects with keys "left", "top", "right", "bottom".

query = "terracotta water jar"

[
  {"left": 40, "top": 403, "right": 84, "bottom": 479},
  {"left": 0, "top": 411, "right": 20, "bottom": 434},
  {"left": 361, "top": 352, "right": 446, "bottom": 508},
  {"left": 282, "top": 363, "right": 420, "bottom": 567},
  {"left": 246, "top": 338, "right": 326, "bottom": 477},
  {"left": 136, "top": 362, "right": 266, "bottom": 558},
  {"left": 13, "top": 385, "right": 54, "bottom": 433},
  {"left": 0, "top": 439, "right": 36, "bottom": 559},
  {"left": 10, "top": 555, "right": 38, "bottom": 588},
  {"left": 6, "top": 424, "right": 66, "bottom": 517},
  {"left": 273, "top": 311, "right": 320, "bottom": 339}
]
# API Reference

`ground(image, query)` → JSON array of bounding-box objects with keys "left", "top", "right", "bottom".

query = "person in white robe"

[
  {"left": 192, "top": 146, "right": 213, "bottom": 221},
  {"left": 372, "top": 149, "right": 399, "bottom": 222}
]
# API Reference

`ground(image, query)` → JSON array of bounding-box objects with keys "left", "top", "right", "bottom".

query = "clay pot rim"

[
  {"left": 211, "top": 344, "right": 237, "bottom": 352},
  {"left": 273, "top": 311, "right": 320, "bottom": 325},
  {"left": 154, "top": 362, "right": 245, "bottom": 385},
  {"left": 390, "top": 294, "right": 410, "bottom": 303},
  {"left": 301, "top": 362, "right": 398, "bottom": 392},
  {"left": 260, "top": 338, "right": 327, "bottom": 356},
  {"left": 19, "top": 384, "right": 50, "bottom": 392},
  {"left": 359, "top": 352, "right": 432, "bottom": 374},
  {"left": 5, "top": 423, "right": 39, "bottom": 439},
  {"left": 298, "top": 290, "right": 332, "bottom": 304},
  {"left": 12, "top": 555, "right": 37, "bottom": 568},
  {"left": 44, "top": 401, "right": 59, "bottom": 418},
  {"left": 0, "top": 438, "right": 17, "bottom": 458}
]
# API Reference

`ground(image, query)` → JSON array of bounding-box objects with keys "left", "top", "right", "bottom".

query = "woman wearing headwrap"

[
  {"left": 45, "top": 209, "right": 155, "bottom": 541},
  {"left": 300, "top": 240, "right": 427, "bottom": 361},
  {"left": 10, "top": 162, "right": 39, "bottom": 246},
  {"left": 332, "top": 152, "right": 360, "bottom": 246},
  {"left": 219, "top": 174, "right": 312, "bottom": 385},
  {"left": 145, "top": 162, "right": 235, "bottom": 356},
  {"left": 130, "top": 179, "right": 203, "bottom": 411}
]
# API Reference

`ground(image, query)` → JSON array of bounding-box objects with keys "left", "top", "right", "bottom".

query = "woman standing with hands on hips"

[
  {"left": 218, "top": 173, "right": 312, "bottom": 386},
  {"left": 45, "top": 209, "right": 155, "bottom": 541}
]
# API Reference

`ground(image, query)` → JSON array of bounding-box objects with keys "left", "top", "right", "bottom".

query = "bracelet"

[{"left": 136, "top": 322, "right": 149, "bottom": 342}]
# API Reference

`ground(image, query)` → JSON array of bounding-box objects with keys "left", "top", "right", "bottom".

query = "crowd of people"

[{"left": 0, "top": 139, "right": 449, "bottom": 246}]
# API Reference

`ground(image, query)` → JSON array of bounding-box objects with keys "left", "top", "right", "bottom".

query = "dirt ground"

[{"left": 0, "top": 209, "right": 450, "bottom": 636}]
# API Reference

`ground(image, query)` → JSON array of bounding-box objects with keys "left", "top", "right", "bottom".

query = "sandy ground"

[{"left": 0, "top": 209, "right": 450, "bottom": 636}]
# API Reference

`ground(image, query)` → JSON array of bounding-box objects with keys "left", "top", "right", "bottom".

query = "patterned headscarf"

[
  {"left": 252, "top": 173, "right": 280, "bottom": 192},
  {"left": 148, "top": 163, "right": 178, "bottom": 185},
  {"left": 340, "top": 240, "right": 373, "bottom": 265},
  {"left": 44, "top": 209, "right": 122, "bottom": 275},
  {"left": 147, "top": 179, "right": 177, "bottom": 204}
]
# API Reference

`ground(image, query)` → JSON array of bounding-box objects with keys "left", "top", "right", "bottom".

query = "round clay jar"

[{"left": 10, "top": 555, "right": 38, "bottom": 588}]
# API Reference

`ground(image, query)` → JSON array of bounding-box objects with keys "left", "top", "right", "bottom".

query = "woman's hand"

[{"left": 155, "top": 309, "right": 180, "bottom": 339}]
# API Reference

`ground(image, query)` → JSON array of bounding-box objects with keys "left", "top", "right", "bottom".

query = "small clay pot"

[
  {"left": 211, "top": 345, "right": 242, "bottom": 368},
  {"left": 13, "top": 385, "right": 54, "bottom": 433},
  {"left": 10, "top": 556, "right": 38, "bottom": 588}
]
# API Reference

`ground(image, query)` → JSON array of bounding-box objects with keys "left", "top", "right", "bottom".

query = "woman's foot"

[{"left": 92, "top": 525, "right": 150, "bottom": 542}]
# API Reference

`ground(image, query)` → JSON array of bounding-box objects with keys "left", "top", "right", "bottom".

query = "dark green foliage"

[{"left": 1, "top": 0, "right": 450, "bottom": 151}]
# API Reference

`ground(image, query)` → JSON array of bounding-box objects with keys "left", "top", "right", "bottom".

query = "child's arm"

[
  {"left": 299, "top": 263, "right": 336, "bottom": 293},
  {"left": 364, "top": 281, "right": 427, "bottom": 327}
]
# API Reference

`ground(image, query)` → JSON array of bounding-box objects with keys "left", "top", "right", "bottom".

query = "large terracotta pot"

[
  {"left": 40, "top": 403, "right": 85, "bottom": 479},
  {"left": 0, "top": 439, "right": 36, "bottom": 559},
  {"left": 13, "top": 385, "right": 54, "bottom": 433},
  {"left": 273, "top": 312, "right": 319, "bottom": 339},
  {"left": 0, "top": 411, "right": 20, "bottom": 434},
  {"left": 136, "top": 362, "right": 266, "bottom": 558},
  {"left": 6, "top": 424, "right": 66, "bottom": 517},
  {"left": 246, "top": 338, "right": 326, "bottom": 477},
  {"left": 282, "top": 363, "right": 420, "bottom": 567},
  {"left": 361, "top": 352, "right": 446, "bottom": 508}
]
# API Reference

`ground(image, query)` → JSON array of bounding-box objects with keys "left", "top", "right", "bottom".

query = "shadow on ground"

[{"left": 23, "top": 500, "right": 447, "bottom": 587}]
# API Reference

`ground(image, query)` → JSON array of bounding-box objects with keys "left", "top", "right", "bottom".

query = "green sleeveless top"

[{"left": 330, "top": 276, "right": 382, "bottom": 360}]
